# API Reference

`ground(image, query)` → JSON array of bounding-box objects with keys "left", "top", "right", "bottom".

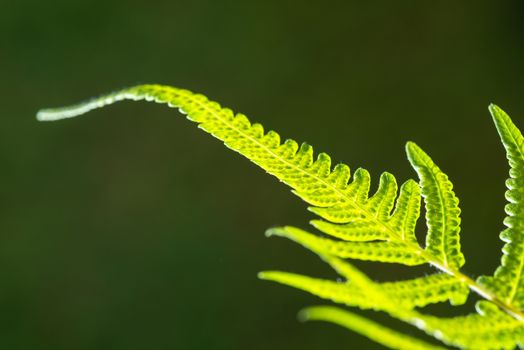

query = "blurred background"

[{"left": 2, "top": 1, "right": 524, "bottom": 349}]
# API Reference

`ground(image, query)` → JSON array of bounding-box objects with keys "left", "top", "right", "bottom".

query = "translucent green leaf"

[
  {"left": 367, "top": 172, "right": 399, "bottom": 220},
  {"left": 300, "top": 306, "right": 448, "bottom": 350},
  {"left": 382, "top": 273, "right": 468, "bottom": 307},
  {"left": 37, "top": 85, "right": 423, "bottom": 248},
  {"left": 324, "top": 255, "right": 467, "bottom": 308},
  {"left": 266, "top": 226, "right": 427, "bottom": 266},
  {"left": 259, "top": 271, "right": 379, "bottom": 310},
  {"left": 310, "top": 178, "right": 421, "bottom": 244},
  {"left": 387, "top": 179, "right": 421, "bottom": 243},
  {"left": 310, "top": 219, "right": 388, "bottom": 242},
  {"left": 406, "top": 142, "right": 465, "bottom": 269},
  {"left": 261, "top": 255, "right": 467, "bottom": 310},
  {"left": 478, "top": 104, "right": 524, "bottom": 310},
  {"left": 40, "top": 86, "right": 524, "bottom": 350},
  {"left": 418, "top": 301, "right": 524, "bottom": 350}
]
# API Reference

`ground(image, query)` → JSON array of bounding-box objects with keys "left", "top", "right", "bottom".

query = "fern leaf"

[
  {"left": 37, "top": 85, "right": 424, "bottom": 253},
  {"left": 300, "top": 306, "right": 448, "bottom": 350},
  {"left": 266, "top": 226, "right": 427, "bottom": 266},
  {"left": 406, "top": 142, "right": 465, "bottom": 270},
  {"left": 261, "top": 254, "right": 467, "bottom": 310},
  {"left": 478, "top": 104, "right": 524, "bottom": 310},
  {"left": 259, "top": 271, "right": 379, "bottom": 309},
  {"left": 310, "top": 178, "right": 421, "bottom": 243},
  {"left": 261, "top": 270, "right": 467, "bottom": 311},
  {"left": 418, "top": 301, "right": 524, "bottom": 350},
  {"left": 388, "top": 179, "right": 422, "bottom": 243},
  {"left": 367, "top": 172, "right": 400, "bottom": 220},
  {"left": 382, "top": 273, "right": 468, "bottom": 307},
  {"left": 40, "top": 85, "right": 524, "bottom": 350},
  {"left": 260, "top": 252, "right": 396, "bottom": 309},
  {"left": 310, "top": 219, "right": 388, "bottom": 242}
]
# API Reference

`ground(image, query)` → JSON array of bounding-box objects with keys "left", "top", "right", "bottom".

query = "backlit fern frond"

[
  {"left": 260, "top": 259, "right": 467, "bottom": 311},
  {"left": 265, "top": 226, "right": 426, "bottom": 265},
  {"left": 261, "top": 255, "right": 520, "bottom": 349},
  {"left": 419, "top": 301, "right": 524, "bottom": 349},
  {"left": 37, "top": 85, "right": 428, "bottom": 268},
  {"left": 478, "top": 105, "right": 524, "bottom": 311},
  {"left": 38, "top": 85, "right": 524, "bottom": 349},
  {"left": 406, "top": 142, "right": 465, "bottom": 270},
  {"left": 300, "top": 306, "right": 447, "bottom": 350}
]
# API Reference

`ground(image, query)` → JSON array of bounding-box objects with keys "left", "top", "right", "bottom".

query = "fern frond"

[
  {"left": 300, "top": 306, "right": 447, "bottom": 350},
  {"left": 37, "top": 85, "right": 427, "bottom": 264},
  {"left": 261, "top": 253, "right": 467, "bottom": 311},
  {"left": 259, "top": 271, "right": 379, "bottom": 309},
  {"left": 381, "top": 273, "right": 468, "bottom": 307},
  {"left": 310, "top": 219, "right": 388, "bottom": 242},
  {"left": 387, "top": 179, "right": 422, "bottom": 243},
  {"left": 261, "top": 270, "right": 468, "bottom": 311},
  {"left": 419, "top": 301, "right": 524, "bottom": 350},
  {"left": 266, "top": 226, "right": 427, "bottom": 266},
  {"left": 478, "top": 104, "right": 524, "bottom": 310},
  {"left": 406, "top": 142, "right": 465, "bottom": 270},
  {"left": 38, "top": 85, "right": 524, "bottom": 349},
  {"left": 263, "top": 262, "right": 514, "bottom": 349},
  {"left": 310, "top": 178, "right": 421, "bottom": 243}
]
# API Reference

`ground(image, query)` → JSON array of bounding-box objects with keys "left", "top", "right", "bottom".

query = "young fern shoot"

[{"left": 38, "top": 85, "right": 524, "bottom": 349}]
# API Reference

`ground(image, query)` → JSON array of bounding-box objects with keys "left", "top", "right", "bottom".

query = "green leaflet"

[
  {"left": 38, "top": 85, "right": 524, "bottom": 349},
  {"left": 259, "top": 271, "right": 379, "bottom": 310},
  {"left": 260, "top": 254, "right": 394, "bottom": 312},
  {"left": 381, "top": 273, "right": 468, "bottom": 307},
  {"left": 300, "top": 306, "right": 447, "bottom": 350},
  {"left": 406, "top": 142, "right": 465, "bottom": 270},
  {"left": 478, "top": 105, "right": 524, "bottom": 310},
  {"left": 309, "top": 178, "right": 421, "bottom": 244},
  {"left": 419, "top": 301, "right": 524, "bottom": 350},
  {"left": 260, "top": 270, "right": 467, "bottom": 311},
  {"left": 266, "top": 226, "right": 426, "bottom": 266},
  {"left": 260, "top": 254, "right": 468, "bottom": 311}
]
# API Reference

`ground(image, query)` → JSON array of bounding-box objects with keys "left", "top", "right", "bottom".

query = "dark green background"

[{"left": 2, "top": 1, "right": 524, "bottom": 349}]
